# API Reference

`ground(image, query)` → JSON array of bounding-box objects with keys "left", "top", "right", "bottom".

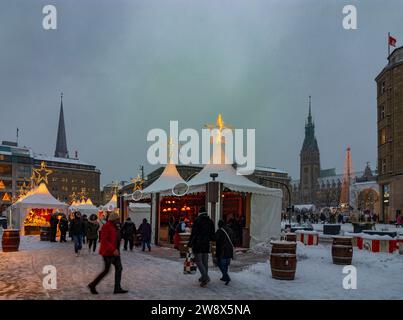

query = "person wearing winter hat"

[{"left": 88, "top": 212, "right": 128, "bottom": 294}]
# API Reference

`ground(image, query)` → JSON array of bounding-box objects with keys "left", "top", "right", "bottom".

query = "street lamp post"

[{"left": 258, "top": 177, "right": 293, "bottom": 224}]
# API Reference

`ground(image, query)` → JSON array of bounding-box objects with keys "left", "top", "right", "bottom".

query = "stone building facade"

[{"left": 375, "top": 46, "right": 403, "bottom": 222}]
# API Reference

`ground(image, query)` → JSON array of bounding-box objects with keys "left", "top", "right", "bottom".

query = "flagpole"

[{"left": 388, "top": 32, "right": 391, "bottom": 57}]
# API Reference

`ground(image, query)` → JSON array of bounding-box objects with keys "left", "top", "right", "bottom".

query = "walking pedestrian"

[
  {"left": 87, "top": 212, "right": 128, "bottom": 295},
  {"left": 215, "top": 220, "right": 234, "bottom": 285},
  {"left": 138, "top": 218, "right": 152, "bottom": 252},
  {"left": 121, "top": 217, "right": 136, "bottom": 251},
  {"left": 87, "top": 214, "right": 100, "bottom": 254},
  {"left": 69, "top": 211, "right": 85, "bottom": 256},
  {"left": 49, "top": 213, "right": 59, "bottom": 242},
  {"left": 82, "top": 214, "right": 89, "bottom": 244},
  {"left": 187, "top": 207, "right": 215, "bottom": 287},
  {"left": 59, "top": 214, "right": 69, "bottom": 243}
]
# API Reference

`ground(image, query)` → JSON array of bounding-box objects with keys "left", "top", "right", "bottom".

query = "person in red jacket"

[{"left": 87, "top": 212, "right": 128, "bottom": 294}]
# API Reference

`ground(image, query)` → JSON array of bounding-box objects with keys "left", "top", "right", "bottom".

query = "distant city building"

[
  {"left": 375, "top": 45, "right": 403, "bottom": 222},
  {"left": 0, "top": 95, "right": 101, "bottom": 211},
  {"left": 292, "top": 99, "right": 379, "bottom": 212}
]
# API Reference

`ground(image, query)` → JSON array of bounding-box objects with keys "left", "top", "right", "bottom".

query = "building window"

[
  {"left": 379, "top": 105, "right": 385, "bottom": 120},
  {"left": 381, "top": 158, "right": 387, "bottom": 174},
  {"left": 380, "top": 128, "right": 387, "bottom": 145},
  {"left": 380, "top": 81, "right": 386, "bottom": 95}
]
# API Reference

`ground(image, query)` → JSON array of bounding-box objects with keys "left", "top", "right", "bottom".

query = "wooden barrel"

[
  {"left": 332, "top": 236, "right": 353, "bottom": 265},
  {"left": 2, "top": 229, "right": 20, "bottom": 252},
  {"left": 285, "top": 233, "right": 297, "bottom": 242},
  {"left": 179, "top": 233, "right": 190, "bottom": 258},
  {"left": 40, "top": 226, "right": 51, "bottom": 241},
  {"left": 271, "top": 240, "right": 297, "bottom": 254},
  {"left": 270, "top": 241, "right": 297, "bottom": 280}
]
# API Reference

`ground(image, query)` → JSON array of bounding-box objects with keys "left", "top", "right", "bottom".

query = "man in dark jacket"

[
  {"left": 58, "top": 214, "right": 69, "bottom": 243},
  {"left": 69, "top": 212, "right": 85, "bottom": 256},
  {"left": 120, "top": 217, "right": 136, "bottom": 251},
  {"left": 187, "top": 207, "right": 215, "bottom": 287},
  {"left": 215, "top": 220, "right": 234, "bottom": 285},
  {"left": 88, "top": 212, "right": 128, "bottom": 295},
  {"left": 49, "top": 213, "right": 59, "bottom": 242},
  {"left": 138, "top": 218, "right": 152, "bottom": 252}
]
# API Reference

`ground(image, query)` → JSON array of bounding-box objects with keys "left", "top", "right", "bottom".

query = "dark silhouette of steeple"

[
  {"left": 302, "top": 95, "right": 319, "bottom": 151},
  {"left": 54, "top": 93, "right": 69, "bottom": 158},
  {"left": 299, "top": 96, "right": 321, "bottom": 204}
]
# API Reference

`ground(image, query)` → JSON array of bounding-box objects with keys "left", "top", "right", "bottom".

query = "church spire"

[
  {"left": 308, "top": 95, "right": 312, "bottom": 124},
  {"left": 54, "top": 92, "right": 69, "bottom": 158},
  {"left": 302, "top": 95, "right": 318, "bottom": 151}
]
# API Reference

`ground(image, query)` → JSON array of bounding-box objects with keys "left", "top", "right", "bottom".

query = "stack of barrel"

[
  {"left": 332, "top": 236, "right": 353, "bottom": 265},
  {"left": 2, "top": 229, "right": 20, "bottom": 252},
  {"left": 270, "top": 240, "right": 297, "bottom": 280},
  {"left": 178, "top": 233, "right": 191, "bottom": 258}
]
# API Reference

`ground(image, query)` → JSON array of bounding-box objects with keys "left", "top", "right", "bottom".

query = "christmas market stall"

[
  {"left": 11, "top": 183, "right": 68, "bottom": 235},
  {"left": 186, "top": 156, "right": 283, "bottom": 248},
  {"left": 70, "top": 198, "right": 98, "bottom": 217},
  {"left": 128, "top": 202, "right": 151, "bottom": 227},
  {"left": 124, "top": 160, "right": 188, "bottom": 244}
]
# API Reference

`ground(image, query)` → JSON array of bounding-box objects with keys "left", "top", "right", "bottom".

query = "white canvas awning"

[
  {"left": 11, "top": 183, "right": 68, "bottom": 229},
  {"left": 102, "top": 194, "right": 117, "bottom": 211},
  {"left": 187, "top": 162, "right": 282, "bottom": 198},
  {"left": 125, "top": 161, "right": 186, "bottom": 199}
]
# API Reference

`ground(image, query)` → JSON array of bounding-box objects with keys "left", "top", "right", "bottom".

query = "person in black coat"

[
  {"left": 138, "top": 218, "right": 152, "bottom": 252},
  {"left": 69, "top": 211, "right": 85, "bottom": 256},
  {"left": 215, "top": 220, "right": 234, "bottom": 285},
  {"left": 59, "top": 214, "right": 69, "bottom": 243},
  {"left": 120, "top": 217, "right": 137, "bottom": 251},
  {"left": 49, "top": 213, "right": 59, "bottom": 242},
  {"left": 187, "top": 207, "right": 215, "bottom": 287}
]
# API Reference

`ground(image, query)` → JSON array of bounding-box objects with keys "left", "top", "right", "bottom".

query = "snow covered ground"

[{"left": 0, "top": 233, "right": 402, "bottom": 300}]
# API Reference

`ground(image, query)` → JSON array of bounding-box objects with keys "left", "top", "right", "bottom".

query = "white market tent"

[
  {"left": 128, "top": 202, "right": 151, "bottom": 227},
  {"left": 102, "top": 194, "right": 118, "bottom": 211},
  {"left": 11, "top": 183, "right": 68, "bottom": 230},
  {"left": 70, "top": 198, "right": 98, "bottom": 216},
  {"left": 140, "top": 160, "right": 187, "bottom": 196},
  {"left": 125, "top": 161, "right": 186, "bottom": 243},
  {"left": 187, "top": 154, "right": 283, "bottom": 247}
]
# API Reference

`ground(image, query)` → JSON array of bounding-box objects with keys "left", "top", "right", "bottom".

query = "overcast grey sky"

[{"left": 1, "top": 0, "right": 402, "bottom": 185}]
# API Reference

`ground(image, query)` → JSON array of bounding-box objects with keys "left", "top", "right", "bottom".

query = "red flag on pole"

[{"left": 389, "top": 35, "right": 397, "bottom": 47}]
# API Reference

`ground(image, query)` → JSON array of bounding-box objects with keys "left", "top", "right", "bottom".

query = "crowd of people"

[{"left": 28, "top": 208, "right": 236, "bottom": 293}]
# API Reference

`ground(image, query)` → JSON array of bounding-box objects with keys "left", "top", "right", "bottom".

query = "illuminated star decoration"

[
  {"left": 78, "top": 188, "right": 87, "bottom": 201},
  {"left": 204, "top": 114, "right": 234, "bottom": 145},
  {"left": 17, "top": 181, "right": 29, "bottom": 199},
  {"left": 131, "top": 174, "right": 145, "bottom": 192},
  {"left": 33, "top": 161, "right": 53, "bottom": 185}
]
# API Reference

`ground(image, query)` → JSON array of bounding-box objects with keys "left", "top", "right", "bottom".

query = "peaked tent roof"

[
  {"left": 13, "top": 183, "right": 68, "bottom": 208},
  {"left": 126, "top": 161, "right": 186, "bottom": 198},
  {"left": 187, "top": 146, "right": 282, "bottom": 197},
  {"left": 102, "top": 194, "right": 118, "bottom": 210}
]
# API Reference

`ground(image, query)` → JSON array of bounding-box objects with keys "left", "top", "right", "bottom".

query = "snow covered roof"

[
  {"left": 13, "top": 183, "right": 68, "bottom": 209},
  {"left": 34, "top": 154, "right": 91, "bottom": 166},
  {"left": 254, "top": 166, "right": 287, "bottom": 174}
]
